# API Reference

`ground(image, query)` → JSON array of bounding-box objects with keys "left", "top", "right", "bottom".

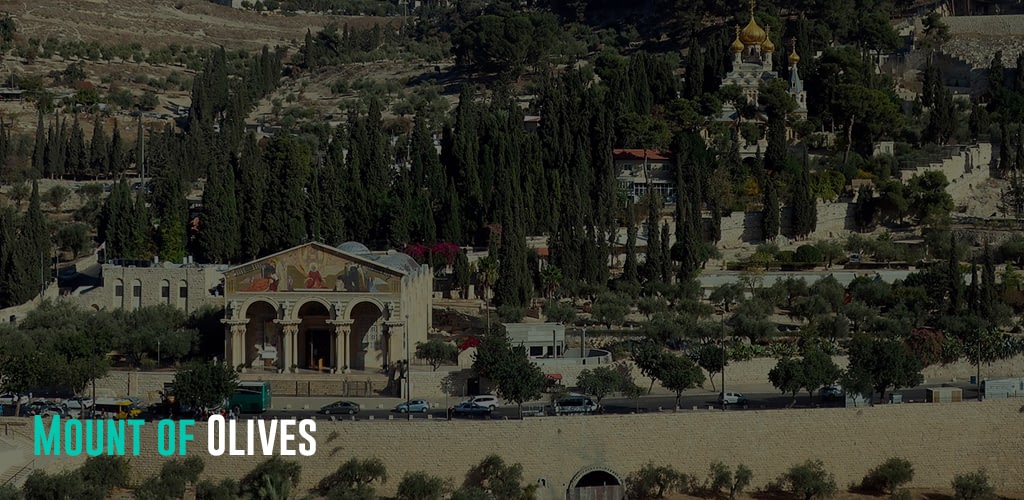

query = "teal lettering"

[
  {"left": 65, "top": 419, "right": 83, "bottom": 457},
  {"left": 33, "top": 415, "right": 60, "bottom": 456},
  {"left": 127, "top": 420, "right": 145, "bottom": 456},
  {"left": 85, "top": 420, "right": 104, "bottom": 456},
  {"left": 179, "top": 420, "right": 195, "bottom": 455},
  {"left": 107, "top": 420, "right": 125, "bottom": 456},
  {"left": 157, "top": 420, "right": 175, "bottom": 457}
]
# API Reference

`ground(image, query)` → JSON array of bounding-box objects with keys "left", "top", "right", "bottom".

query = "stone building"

[
  {"left": 67, "top": 259, "right": 227, "bottom": 315},
  {"left": 220, "top": 242, "right": 433, "bottom": 374},
  {"left": 612, "top": 149, "right": 675, "bottom": 204}
]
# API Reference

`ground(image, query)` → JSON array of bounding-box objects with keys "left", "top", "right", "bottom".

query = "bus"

[
  {"left": 93, "top": 398, "right": 143, "bottom": 419},
  {"left": 226, "top": 381, "right": 272, "bottom": 414}
]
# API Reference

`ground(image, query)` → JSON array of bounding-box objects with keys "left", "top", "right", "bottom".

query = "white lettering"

[
  {"left": 228, "top": 419, "right": 245, "bottom": 456},
  {"left": 207, "top": 416, "right": 225, "bottom": 456},
  {"left": 297, "top": 420, "right": 316, "bottom": 456},
  {"left": 258, "top": 419, "right": 278, "bottom": 455},
  {"left": 279, "top": 420, "right": 295, "bottom": 456}
]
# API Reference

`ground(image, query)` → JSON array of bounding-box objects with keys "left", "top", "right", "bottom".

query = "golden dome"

[
  {"left": 730, "top": 26, "right": 745, "bottom": 53},
  {"left": 761, "top": 25, "right": 775, "bottom": 53},
  {"left": 739, "top": 1, "right": 767, "bottom": 45},
  {"left": 788, "top": 38, "right": 800, "bottom": 64}
]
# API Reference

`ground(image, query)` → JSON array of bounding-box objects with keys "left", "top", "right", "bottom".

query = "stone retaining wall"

[{"left": 5, "top": 400, "right": 1023, "bottom": 499}]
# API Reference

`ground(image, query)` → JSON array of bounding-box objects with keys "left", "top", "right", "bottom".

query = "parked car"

[
  {"left": 451, "top": 402, "right": 493, "bottom": 417},
  {"left": 719, "top": 391, "right": 750, "bottom": 405},
  {"left": 394, "top": 399, "right": 430, "bottom": 413},
  {"left": 0, "top": 394, "right": 29, "bottom": 405},
  {"left": 819, "top": 386, "right": 844, "bottom": 400},
  {"left": 319, "top": 400, "right": 361, "bottom": 415},
  {"left": 464, "top": 394, "right": 500, "bottom": 410}
]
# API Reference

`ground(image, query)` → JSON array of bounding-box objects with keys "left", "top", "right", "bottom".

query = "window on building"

[
  {"left": 115, "top": 285, "right": 123, "bottom": 297},
  {"left": 179, "top": 286, "right": 188, "bottom": 298},
  {"left": 529, "top": 346, "right": 544, "bottom": 357},
  {"left": 160, "top": 280, "right": 170, "bottom": 303}
]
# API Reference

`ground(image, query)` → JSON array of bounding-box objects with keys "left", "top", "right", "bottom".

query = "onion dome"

[
  {"left": 761, "top": 25, "right": 775, "bottom": 53},
  {"left": 730, "top": 26, "right": 745, "bottom": 53},
  {"left": 739, "top": 1, "right": 767, "bottom": 45},
  {"left": 788, "top": 38, "right": 801, "bottom": 65}
]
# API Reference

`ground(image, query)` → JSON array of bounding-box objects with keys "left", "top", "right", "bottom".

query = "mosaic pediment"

[{"left": 225, "top": 244, "right": 400, "bottom": 294}]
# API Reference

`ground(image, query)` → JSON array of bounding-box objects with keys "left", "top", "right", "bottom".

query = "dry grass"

[{"left": 3, "top": 0, "right": 395, "bottom": 51}]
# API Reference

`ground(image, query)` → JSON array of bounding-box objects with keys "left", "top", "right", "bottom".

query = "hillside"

[{"left": 4, "top": 0, "right": 384, "bottom": 51}]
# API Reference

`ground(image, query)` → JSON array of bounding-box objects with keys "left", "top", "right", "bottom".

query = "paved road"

[{"left": 253, "top": 382, "right": 981, "bottom": 421}]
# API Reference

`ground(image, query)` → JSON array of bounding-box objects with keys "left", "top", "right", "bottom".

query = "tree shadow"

[{"left": 923, "top": 494, "right": 953, "bottom": 500}]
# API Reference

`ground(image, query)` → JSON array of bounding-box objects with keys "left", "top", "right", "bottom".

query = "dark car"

[
  {"left": 451, "top": 402, "right": 493, "bottom": 418},
  {"left": 319, "top": 401, "right": 361, "bottom": 415}
]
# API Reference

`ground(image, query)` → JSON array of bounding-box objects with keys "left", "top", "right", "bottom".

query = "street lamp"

[{"left": 405, "top": 313, "right": 411, "bottom": 408}]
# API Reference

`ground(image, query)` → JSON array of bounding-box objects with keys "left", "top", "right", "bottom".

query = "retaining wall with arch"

[{"left": 7, "top": 399, "right": 1023, "bottom": 499}]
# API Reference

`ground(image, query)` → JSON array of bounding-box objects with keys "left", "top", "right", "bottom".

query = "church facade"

[
  {"left": 718, "top": 1, "right": 807, "bottom": 123},
  {"left": 220, "top": 241, "right": 433, "bottom": 374}
]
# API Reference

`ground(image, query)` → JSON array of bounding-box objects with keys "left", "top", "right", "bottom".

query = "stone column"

[
  {"left": 327, "top": 319, "right": 354, "bottom": 373},
  {"left": 221, "top": 319, "right": 248, "bottom": 368},
  {"left": 275, "top": 320, "right": 301, "bottom": 371}
]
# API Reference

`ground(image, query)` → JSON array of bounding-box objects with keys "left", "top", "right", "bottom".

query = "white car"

[
  {"left": 719, "top": 391, "right": 750, "bottom": 405},
  {"left": 465, "top": 395, "right": 500, "bottom": 410}
]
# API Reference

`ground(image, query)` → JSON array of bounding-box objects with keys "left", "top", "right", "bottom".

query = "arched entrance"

[
  {"left": 297, "top": 301, "right": 332, "bottom": 371},
  {"left": 349, "top": 301, "right": 384, "bottom": 371},
  {"left": 567, "top": 468, "right": 624, "bottom": 500},
  {"left": 244, "top": 301, "right": 279, "bottom": 370}
]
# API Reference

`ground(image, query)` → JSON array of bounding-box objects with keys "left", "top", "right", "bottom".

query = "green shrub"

[
  {"left": 782, "top": 460, "right": 837, "bottom": 500},
  {"left": 796, "top": 244, "right": 824, "bottom": 264},
  {"left": 952, "top": 469, "right": 996, "bottom": 500},
  {"left": 860, "top": 457, "right": 914, "bottom": 493}
]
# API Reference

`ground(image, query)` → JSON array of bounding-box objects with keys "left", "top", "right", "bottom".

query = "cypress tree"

[
  {"left": 99, "top": 178, "right": 133, "bottom": 260},
  {"left": 660, "top": 222, "right": 672, "bottom": 283},
  {"left": 320, "top": 126, "right": 347, "bottom": 246},
  {"left": 89, "top": 115, "right": 109, "bottom": 178},
  {"left": 642, "top": 190, "right": 663, "bottom": 283},
  {"left": 132, "top": 191, "right": 154, "bottom": 259},
  {"left": 493, "top": 104, "right": 532, "bottom": 308},
  {"left": 947, "top": 232, "right": 963, "bottom": 313},
  {"left": 624, "top": 198, "right": 639, "bottom": 284},
  {"left": 791, "top": 150, "right": 817, "bottom": 239},
  {"left": 16, "top": 181, "right": 49, "bottom": 301},
  {"left": 32, "top": 109, "right": 45, "bottom": 176},
  {"left": 0, "top": 207, "right": 15, "bottom": 306},
  {"left": 152, "top": 168, "right": 187, "bottom": 263},
  {"left": 197, "top": 159, "right": 241, "bottom": 263},
  {"left": 65, "top": 115, "right": 86, "bottom": 179},
  {"left": 441, "top": 179, "right": 463, "bottom": 243},
  {"left": 266, "top": 135, "right": 310, "bottom": 251},
  {"left": 109, "top": 121, "right": 125, "bottom": 178},
  {"left": 980, "top": 241, "right": 997, "bottom": 321},
  {"left": 449, "top": 87, "right": 483, "bottom": 240},
  {"left": 762, "top": 170, "right": 780, "bottom": 242},
  {"left": 237, "top": 133, "right": 270, "bottom": 258},
  {"left": 43, "top": 122, "right": 60, "bottom": 179}
]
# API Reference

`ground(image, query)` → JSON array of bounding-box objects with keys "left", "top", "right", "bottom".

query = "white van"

[
  {"left": 552, "top": 394, "right": 600, "bottom": 415},
  {"left": 465, "top": 395, "right": 500, "bottom": 410}
]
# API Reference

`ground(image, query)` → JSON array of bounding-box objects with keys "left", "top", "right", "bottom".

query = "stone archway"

[
  {"left": 297, "top": 301, "right": 332, "bottom": 371},
  {"left": 567, "top": 468, "right": 624, "bottom": 500},
  {"left": 348, "top": 301, "right": 384, "bottom": 371},
  {"left": 244, "top": 300, "right": 279, "bottom": 370}
]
